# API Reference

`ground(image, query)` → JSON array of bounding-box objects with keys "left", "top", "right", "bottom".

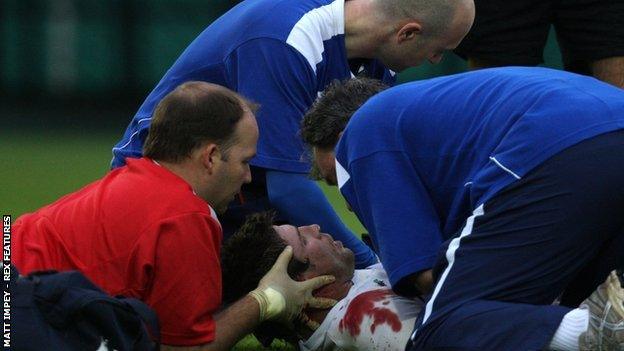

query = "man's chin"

[{"left": 345, "top": 249, "right": 355, "bottom": 266}]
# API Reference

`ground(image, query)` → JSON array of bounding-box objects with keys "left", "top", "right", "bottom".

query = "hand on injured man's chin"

[{"left": 249, "top": 246, "right": 337, "bottom": 324}]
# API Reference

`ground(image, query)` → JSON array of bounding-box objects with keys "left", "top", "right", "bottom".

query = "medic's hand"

[
  {"left": 248, "top": 246, "right": 337, "bottom": 323},
  {"left": 298, "top": 312, "right": 321, "bottom": 331}
]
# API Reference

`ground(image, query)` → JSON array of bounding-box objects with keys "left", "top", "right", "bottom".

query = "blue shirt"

[
  {"left": 335, "top": 67, "right": 624, "bottom": 289},
  {"left": 112, "top": 0, "right": 395, "bottom": 172}
]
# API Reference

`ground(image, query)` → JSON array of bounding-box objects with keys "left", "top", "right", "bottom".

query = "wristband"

[{"left": 248, "top": 287, "right": 286, "bottom": 321}]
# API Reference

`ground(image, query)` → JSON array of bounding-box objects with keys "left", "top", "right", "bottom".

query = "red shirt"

[{"left": 13, "top": 158, "right": 222, "bottom": 346}]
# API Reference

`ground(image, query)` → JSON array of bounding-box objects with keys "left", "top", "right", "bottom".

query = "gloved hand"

[
  {"left": 248, "top": 246, "right": 337, "bottom": 323},
  {"left": 298, "top": 312, "right": 321, "bottom": 331}
]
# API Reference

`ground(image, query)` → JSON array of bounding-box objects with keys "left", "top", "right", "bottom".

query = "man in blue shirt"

[
  {"left": 301, "top": 68, "right": 624, "bottom": 350},
  {"left": 111, "top": 0, "right": 475, "bottom": 269}
]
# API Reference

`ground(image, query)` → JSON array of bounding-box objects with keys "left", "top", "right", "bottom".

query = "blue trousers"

[{"left": 407, "top": 130, "right": 624, "bottom": 351}]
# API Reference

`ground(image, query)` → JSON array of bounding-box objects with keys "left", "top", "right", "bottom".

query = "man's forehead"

[
  {"left": 273, "top": 223, "right": 292, "bottom": 232},
  {"left": 273, "top": 224, "right": 298, "bottom": 242},
  {"left": 274, "top": 224, "right": 306, "bottom": 258}
]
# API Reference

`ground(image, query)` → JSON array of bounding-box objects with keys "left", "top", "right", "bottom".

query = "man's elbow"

[{"left": 393, "top": 269, "right": 434, "bottom": 297}]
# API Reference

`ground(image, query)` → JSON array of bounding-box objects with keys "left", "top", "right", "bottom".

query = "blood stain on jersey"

[{"left": 338, "top": 289, "right": 401, "bottom": 337}]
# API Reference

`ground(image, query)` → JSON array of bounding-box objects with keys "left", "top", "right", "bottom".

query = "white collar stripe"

[
  {"left": 209, "top": 206, "right": 222, "bottom": 230},
  {"left": 336, "top": 159, "right": 350, "bottom": 189},
  {"left": 286, "top": 0, "right": 344, "bottom": 73}
]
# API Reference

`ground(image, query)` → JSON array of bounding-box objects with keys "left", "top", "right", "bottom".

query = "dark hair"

[
  {"left": 301, "top": 78, "right": 389, "bottom": 150},
  {"left": 221, "top": 212, "right": 309, "bottom": 346},
  {"left": 143, "top": 81, "right": 257, "bottom": 163}
]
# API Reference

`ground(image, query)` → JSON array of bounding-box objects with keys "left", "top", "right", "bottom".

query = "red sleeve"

[{"left": 142, "top": 212, "right": 223, "bottom": 346}]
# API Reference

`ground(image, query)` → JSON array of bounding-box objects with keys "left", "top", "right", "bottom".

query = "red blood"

[{"left": 338, "top": 289, "right": 402, "bottom": 337}]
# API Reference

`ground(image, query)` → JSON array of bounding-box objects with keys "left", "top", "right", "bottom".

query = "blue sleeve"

[
  {"left": 225, "top": 38, "right": 317, "bottom": 173},
  {"left": 265, "top": 170, "right": 377, "bottom": 269},
  {"left": 341, "top": 151, "right": 443, "bottom": 288},
  {"left": 111, "top": 119, "right": 151, "bottom": 168}
]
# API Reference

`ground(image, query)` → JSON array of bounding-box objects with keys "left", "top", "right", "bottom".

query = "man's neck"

[
  {"left": 156, "top": 159, "right": 207, "bottom": 200},
  {"left": 298, "top": 277, "right": 354, "bottom": 339}
]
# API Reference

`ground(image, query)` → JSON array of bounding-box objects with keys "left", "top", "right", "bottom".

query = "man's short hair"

[
  {"left": 377, "top": 0, "right": 458, "bottom": 37},
  {"left": 221, "top": 212, "right": 309, "bottom": 304},
  {"left": 221, "top": 212, "right": 309, "bottom": 346},
  {"left": 301, "top": 78, "right": 389, "bottom": 150},
  {"left": 143, "top": 81, "right": 257, "bottom": 163}
]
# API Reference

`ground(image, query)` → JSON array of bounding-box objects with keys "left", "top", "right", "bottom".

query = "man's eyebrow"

[{"left": 294, "top": 227, "right": 310, "bottom": 266}]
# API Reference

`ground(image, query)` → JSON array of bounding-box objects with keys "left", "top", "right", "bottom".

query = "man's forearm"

[
  {"left": 403, "top": 269, "right": 434, "bottom": 296},
  {"left": 161, "top": 295, "right": 261, "bottom": 351},
  {"left": 161, "top": 246, "right": 335, "bottom": 350},
  {"left": 413, "top": 269, "right": 434, "bottom": 295}
]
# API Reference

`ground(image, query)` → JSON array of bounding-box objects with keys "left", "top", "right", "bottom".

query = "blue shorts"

[{"left": 407, "top": 130, "right": 624, "bottom": 351}]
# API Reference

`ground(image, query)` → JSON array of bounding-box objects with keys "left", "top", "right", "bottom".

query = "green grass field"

[{"left": 1, "top": 129, "right": 365, "bottom": 350}]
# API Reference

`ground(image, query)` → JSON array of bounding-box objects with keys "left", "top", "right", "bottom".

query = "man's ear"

[
  {"left": 200, "top": 143, "right": 219, "bottom": 174},
  {"left": 397, "top": 22, "right": 422, "bottom": 43}
]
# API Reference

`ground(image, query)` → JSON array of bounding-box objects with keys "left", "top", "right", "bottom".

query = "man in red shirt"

[{"left": 12, "top": 81, "right": 335, "bottom": 350}]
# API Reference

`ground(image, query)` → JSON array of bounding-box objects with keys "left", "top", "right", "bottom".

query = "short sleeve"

[
  {"left": 340, "top": 151, "right": 443, "bottom": 290},
  {"left": 321, "top": 288, "right": 423, "bottom": 350},
  {"left": 143, "top": 212, "right": 223, "bottom": 346},
  {"left": 225, "top": 38, "right": 317, "bottom": 173}
]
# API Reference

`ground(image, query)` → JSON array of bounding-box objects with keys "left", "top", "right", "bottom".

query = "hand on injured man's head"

[{"left": 249, "top": 246, "right": 338, "bottom": 323}]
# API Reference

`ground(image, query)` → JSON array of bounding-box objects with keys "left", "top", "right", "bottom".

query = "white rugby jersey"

[{"left": 300, "top": 263, "right": 423, "bottom": 350}]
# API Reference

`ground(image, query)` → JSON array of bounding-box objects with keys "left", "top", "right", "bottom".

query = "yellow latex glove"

[{"left": 249, "top": 246, "right": 337, "bottom": 323}]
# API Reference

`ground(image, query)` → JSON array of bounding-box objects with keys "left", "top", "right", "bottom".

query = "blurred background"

[
  {"left": 1, "top": 0, "right": 564, "bottom": 220},
  {"left": 1, "top": 0, "right": 564, "bottom": 231}
]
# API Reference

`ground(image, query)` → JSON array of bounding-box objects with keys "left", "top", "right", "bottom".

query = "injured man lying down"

[{"left": 221, "top": 212, "right": 424, "bottom": 351}]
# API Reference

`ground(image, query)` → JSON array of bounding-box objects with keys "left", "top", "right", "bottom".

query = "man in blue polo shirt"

[
  {"left": 301, "top": 68, "right": 624, "bottom": 350},
  {"left": 111, "top": 0, "right": 475, "bottom": 269}
]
